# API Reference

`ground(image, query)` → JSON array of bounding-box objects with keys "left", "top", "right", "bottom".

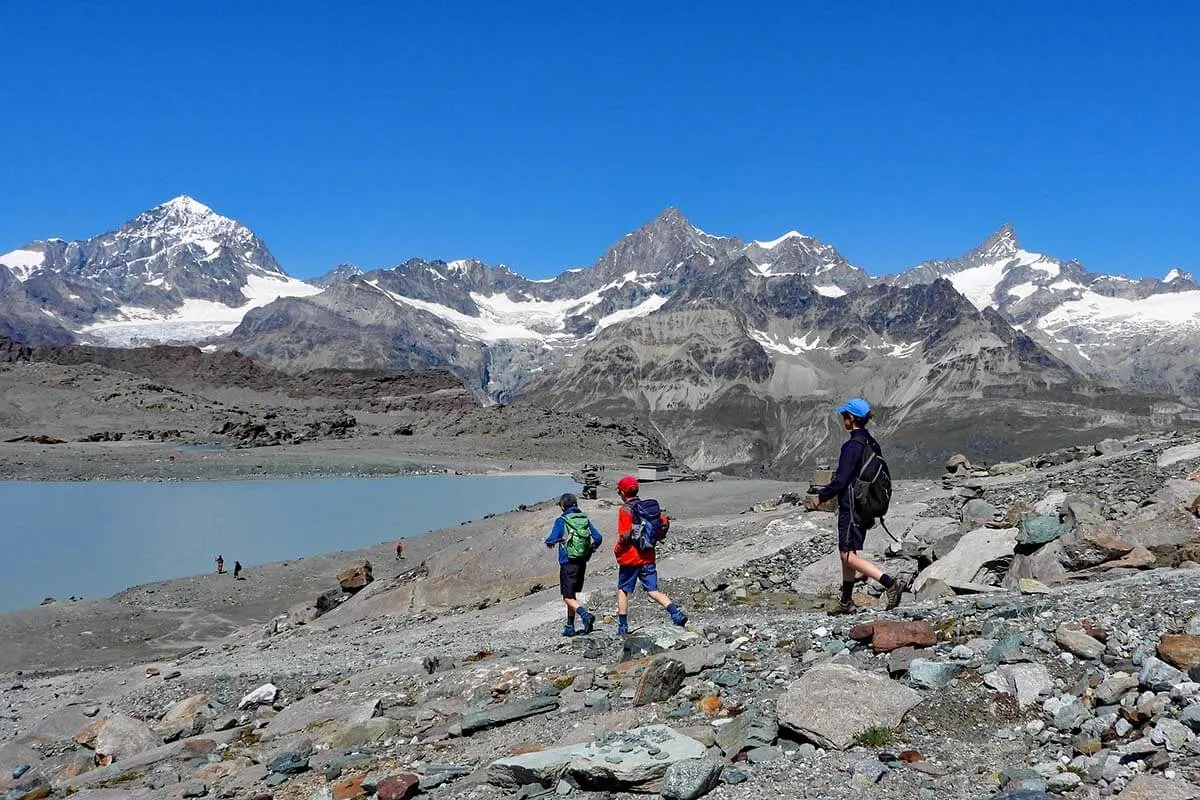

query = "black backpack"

[{"left": 853, "top": 443, "right": 892, "bottom": 526}]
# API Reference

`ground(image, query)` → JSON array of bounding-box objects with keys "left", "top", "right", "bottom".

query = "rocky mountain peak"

[{"left": 970, "top": 223, "right": 1020, "bottom": 262}]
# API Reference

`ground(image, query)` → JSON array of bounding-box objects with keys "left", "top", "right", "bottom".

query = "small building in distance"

[{"left": 637, "top": 462, "right": 670, "bottom": 482}]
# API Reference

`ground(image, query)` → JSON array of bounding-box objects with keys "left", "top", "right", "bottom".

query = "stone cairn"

[{"left": 578, "top": 464, "right": 601, "bottom": 499}]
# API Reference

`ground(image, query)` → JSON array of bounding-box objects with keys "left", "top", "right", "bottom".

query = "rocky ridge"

[{"left": 1, "top": 433, "right": 1199, "bottom": 800}]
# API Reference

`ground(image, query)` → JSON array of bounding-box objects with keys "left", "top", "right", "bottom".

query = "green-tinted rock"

[{"left": 1016, "top": 515, "right": 1070, "bottom": 546}]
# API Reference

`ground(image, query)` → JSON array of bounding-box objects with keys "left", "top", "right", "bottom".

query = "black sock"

[
  {"left": 880, "top": 574, "right": 896, "bottom": 589},
  {"left": 839, "top": 581, "right": 854, "bottom": 604},
  {"left": 567, "top": 611, "right": 576, "bottom": 626}
]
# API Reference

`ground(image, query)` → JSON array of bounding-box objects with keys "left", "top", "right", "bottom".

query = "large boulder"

[
  {"left": 659, "top": 758, "right": 723, "bottom": 800},
  {"left": 337, "top": 560, "right": 374, "bottom": 592},
  {"left": 94, "top": 714, "right": 161, "bottom": 765},
  {"left": 633, "top": 657, "right": 686, "bottom": 706},
  {"left": 488, "top": 725, "right": 705, "bottom": 789},
  {"left": 1058, "top": 524, "right": 1134, "bottom": 570},
  {"left": 1158, "top": 634, "right": 1200, "bottom": 670},
  {"left": 847, "top": 620, "right": 937, "bottom": 654},
  {"left": 1116, "top": 775, "right": 1200, "bottom": 799},
  {"left": 912, "top": 527, "right": 1017, "bottom": 593},
  {"left": 777, "top": 664, "right": 922, "bottom": 750}
]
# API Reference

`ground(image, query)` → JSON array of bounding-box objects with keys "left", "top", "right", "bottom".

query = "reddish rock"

[
  {"left": 867, "top": 620, "right": 937, "bottom": 653},
  {"left": 847, "top": 622, "right": 876, "bottom": 641},
  {"left": 333, "top": 775, "right": 366, "bottom": 800},
  {"left": 375, "top": 774, "right": 420, "bottom": 800},
  {"left": 1158, "top": 633, "right": 1200, "bottom": 670},
  {"left": 1081, "top": 620, "right": 1109, "bottom": 643},
  {"left": 73, "top": 718, "right": 106, "bottom": 748},
  {"left": 698, "top": 694, "right": 723, "bottom": 716},
  {"left": 337, "top": 561, "right": 374, "bottom": 592},
  {"left": 898, "top": 750, "right": 925, "bottom": 763}
]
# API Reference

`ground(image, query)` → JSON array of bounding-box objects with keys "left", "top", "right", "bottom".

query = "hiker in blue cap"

[{"left": 808, "top": 397, "right": 905, "bottom": 614}]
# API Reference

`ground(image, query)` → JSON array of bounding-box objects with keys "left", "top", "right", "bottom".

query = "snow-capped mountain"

[
  {"left": 889, "top": 225, "right": 1200, "bottom": 395},
  {"left": 229, "top": 208, "right": 872, "bottom": 397},
  {"left": 0, "top": 196, "right": 318, "bottom": 346}
]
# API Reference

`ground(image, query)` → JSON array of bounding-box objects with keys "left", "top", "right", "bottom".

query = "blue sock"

[
  {"left": 618, "top": 614, "right": 628, "bottom": 627},
  {"left": 666, "top": 603, "right": 679, "bottom": 615}
]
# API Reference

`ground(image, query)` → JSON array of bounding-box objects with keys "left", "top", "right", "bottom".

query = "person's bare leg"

[
  {"left": 646, "top": 590, "right": 672, "bottom": 609},
  {"left": 844, "top": 551, "right": 883, "bottom": 582},
  {"left": 564, "top": 597, "right": 581, "bottom": 614},
  {"left": 616, "top": 589, "right": 629, "bottom": 615}
]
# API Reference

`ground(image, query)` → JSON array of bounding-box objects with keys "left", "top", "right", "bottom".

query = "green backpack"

[{"left": 562, "top": 511, "right": 593, "bottom": 560}]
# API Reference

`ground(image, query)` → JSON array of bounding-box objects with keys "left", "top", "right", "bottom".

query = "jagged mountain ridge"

[
  {"left": 0, "top": 196, "right": 318, "bottom": 347},
  {"left": 888, "top": 225, "right": 1200, "bottom": 395}
]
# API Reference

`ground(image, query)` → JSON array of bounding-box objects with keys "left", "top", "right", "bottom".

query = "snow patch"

[
  {"left": 748, "top": 329, "right": 826, "bottom": 355},
  {"left": 813, "top": 284, "right": 846, "bottom": 298},
  {"left": 1007, "top": 282, "right": 1038, "bottom": 301},
  {"left": 80, "top": 273, "right": 321, "bottom": 346},
  {"left": 595, "top": 294, "right": 668, "bottom": 330},
  {"left": 0, "top": 248, "right": 45, "bottom": 280},
  {"left": 1039, "top": 288, "right": 1200, "bottom": 333},
  {"left": 752, "top": 231, "right": 803, "bottom": 250}
]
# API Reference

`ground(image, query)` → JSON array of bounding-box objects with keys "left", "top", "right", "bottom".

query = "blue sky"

[{"left": 1, "top": 1, "right": 1196, "bottom": 280}]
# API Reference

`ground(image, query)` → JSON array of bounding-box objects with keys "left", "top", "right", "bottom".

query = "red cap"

[{"left": 616, "top": 475, "right": 639, "bottom": 495}]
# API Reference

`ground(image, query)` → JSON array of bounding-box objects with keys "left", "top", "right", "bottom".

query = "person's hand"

[{"left": 807, "top": 496, "right": 821, "bottom": 511}]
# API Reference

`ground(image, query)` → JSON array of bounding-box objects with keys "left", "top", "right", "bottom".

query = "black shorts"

[
  {"left": 559, "top": 560, "right": 587, "bottom": 598},
  {"left": 838, "top": 510, "right": 866, "bottom": 552}
]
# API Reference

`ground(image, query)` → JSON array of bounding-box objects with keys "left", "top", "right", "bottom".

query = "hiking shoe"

[
  {"left": 578, "top": 610, "right": 595, "bottom": 636},
  {"left": 616, "top": 622, "right": 629, "bottom": 636},
  {"left": 827, "top": 600, "right": 856, "bottom": 616},
  {"left": 884, "top": 577, "right": 906, "bottom": 611},
  {"left": 670, "top": 609, "right": 688, "bottom": 627},
  {"left": 562, "top": 625, "right": 577, "bottom": 637}
]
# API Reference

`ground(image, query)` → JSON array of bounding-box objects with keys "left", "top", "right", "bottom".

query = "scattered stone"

[
  {"left": 268, "top": 749, "right": 311, "bottom": 775},
  {"left": 328, "top": 718, "right": 399, "bottom": 750},
  {"left": 488, "top": 725, "right": 705, "bottom": 788},
  {"left": 659, "top": 758, "right": 722, "bottom": 800},
  {"left": 1158, "top": 633, "right": 1200, "bottom": 670},
  {"left": 634, "top": 656, "right": 687, "bottom": 706},
  {"left": 1016, "top": 515, "right": 1070, "bottom": 546},
  {"left": 1116, "top": 775, "right": 1200, "bottom": 799},
  {"left": 1140, "top": 656, "right": 1185, "bottom": 691},
  {"left": 181, "top": 783, "right": 209, "bottom": 798},
  {"left": 456, "top": 695, "right": 559, "bottom": 735},
  {"left": 849, "top": 620, "right": 937, "bottom": 653},
  {"left": 375, "top": 774, "right": 419, "bottom": 800},
  {"left": 1055, "top": 621, "right": 1106, "bottom": 659},
  {"left": 238, "top": 683, "right": 278, "bottom": 710},
  {"left": 907, "top": 659, "right": 958, "bottom": 689},
  {"left": 913, "top": 527, "right": 1018, "bottom": 593},
  {"left": 1018, "top": 578, "right": 1051, "bottom": 594},
  {"left": 777, "top": 663, "right": 922, "bottom": 750},
  {"left": 982, "top": 664, "right": 1053, "bottom": 709}
]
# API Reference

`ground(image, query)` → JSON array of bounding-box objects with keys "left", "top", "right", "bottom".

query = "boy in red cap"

[{"left": 613, "top": 475, "right": 687, "bottom": 634}]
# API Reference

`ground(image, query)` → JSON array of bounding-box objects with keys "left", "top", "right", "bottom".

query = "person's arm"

[
  {"left": 545, "top": 517, "right": 565, "bottom": 547},
  {"left": 817, "top": 440, "right": 861, "bottom": 503},
  {"left": 589, "top": 522, "right": 603, "bottom": 548},
  {"left": 616, "top": 506, "right": 633, "bottom": 544}
]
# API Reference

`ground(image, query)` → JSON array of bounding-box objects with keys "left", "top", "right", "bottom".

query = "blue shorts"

[{"left": 617, "top": 563, "right": 659, "bottom": 594}]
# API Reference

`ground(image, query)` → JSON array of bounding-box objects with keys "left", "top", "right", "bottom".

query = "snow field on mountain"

[
  {"left": 80, "top": 273, "right": 320, "bottom": 346},
  {"left": 1040, "top": 287, "right": 1200, "bottom": 333},
  {"left": 0, "top": 248, "right": 45, "bottom": 280}
]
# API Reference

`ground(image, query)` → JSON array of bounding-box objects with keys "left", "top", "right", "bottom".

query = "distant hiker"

[
  {"left": 395, "top": 539, "right": 405, "bottom": 560},
  {"left": 215, "top": 555, "right": 224, "bottom": 574},
  {"left": 613, "top": 476, "right": 687, "bottom": 634},
  {"left": 233, "top": 560, "right": 243, "bottom": 580},
  {"left": 808, "top": 397, "right": 904, "bottom": 614},
  {"left": 544, "top": 493, "right": 602, "bottom": 637}
]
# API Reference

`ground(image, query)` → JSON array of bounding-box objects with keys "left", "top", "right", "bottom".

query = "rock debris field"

[{"left": 2, "top": 432, "right": 1200, "bottom": 800}]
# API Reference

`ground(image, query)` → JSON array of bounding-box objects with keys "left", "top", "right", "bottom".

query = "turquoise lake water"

[{"left": 0, "top": 474, "right": 577, "bottom": 613}]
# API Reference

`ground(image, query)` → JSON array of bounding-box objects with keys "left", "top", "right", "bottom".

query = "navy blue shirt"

[{"left": 817, "top": 428, "right": 882, "bottom": 512}]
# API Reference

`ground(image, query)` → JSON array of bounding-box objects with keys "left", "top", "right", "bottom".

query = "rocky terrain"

[
  {"left": 0, "top": 338, "right": 669, "bottom": 481},
  {"left": 2, "top": 433, "right": 1199, "bottom": 800}
]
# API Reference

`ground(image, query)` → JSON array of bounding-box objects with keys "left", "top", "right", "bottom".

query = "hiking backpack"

[
  {"left": 627, "top": 498, "right": 669, "bottom": 551},
  {"left": 853, "top": 444, "right": 892, "bottom": 526},
  {"left": 562, "top": 511, "right": 594, "bottom": 560}
]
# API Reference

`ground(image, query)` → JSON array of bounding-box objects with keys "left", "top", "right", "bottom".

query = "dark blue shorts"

[
  {"left": 559, "top": 560, "right": 587, "bottom": 598},
  {"left": 617, "top": 563, "right": 659, "bottom": 594},
  {"left": 838, "top": 510, "right": 866, "bottom": 552}
]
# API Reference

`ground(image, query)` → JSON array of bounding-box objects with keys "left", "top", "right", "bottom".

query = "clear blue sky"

[{"left": 1, "top": 1, "right": 1196, "bottom": 280}]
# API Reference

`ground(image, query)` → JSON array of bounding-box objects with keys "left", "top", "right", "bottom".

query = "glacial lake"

[{"left": 0, "top": 474, "right": 577, "bottom": 613}]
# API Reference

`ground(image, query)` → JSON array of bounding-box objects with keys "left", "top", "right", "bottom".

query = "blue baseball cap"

[{"left": 836, "top": 397, "right": 872, "bottom": 419}]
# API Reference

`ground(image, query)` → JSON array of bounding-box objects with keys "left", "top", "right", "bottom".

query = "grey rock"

[
  {"left": 992, "top": 792, "right": 1052, "bottom": 800},
  {"left": 268, "top": 749, "right": 311, "bottom": 775},
  {"left": 660, "top": 758, "right": 722, "bottom": 800},
  {"left": 851, "top": 758, "right": 888, "bottom": 786},
  {"left": 181, "top": 783, "right": 208, "bottom": 798},
  {"left": 714, "top": 713, "right": 777, "bottom": 758},
  {"left": 982, "top": 663, "right": 1052, "bottom": 708},
  {"left": 488, "top": 725, "right": 705, "bottom": 788},
  {"left": 1016, "top": 515, "right": 1070, "bottom": 546},
  {"left": 1179, "top": 703, "right": 1200, "bottom": 732},
  {"left": 962, "top": 499, "right": 1000, "bottom": 524},
  {"left": 328, "top": 718, "right": 399, "bottom": 750},
  {"left": 1055, "top": 622, "right": 1105, "bottom": 660},
  {"left": 1094, "top": 672, "right": 1139, "bottom": 705},
  {"left": 912, "top": 527, "right": 1017, "bottom": 593},
  {"left": 777, "top": 663, "right": 922, "bottom": 750},
  {"left": 94, "top": 713, "right": 161, "bottom": 764},
  {"left": 458, "top": 695, "right": 559, "bottom": 735},
  {"left": 1052, "top": 700, "right": 1090, "bottom": 732},
  {"left": 744, "top": 746, "right": 782, "bottom": 764},
  {"left": 1139, "top": 656, "right": 1185, "bottom": 692},
  {"left": 634, "top": 657, "right": 687, "bottom": 706},
  {"left": 1046, "top": 772, "right": 1081, "bottom": 792}
]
